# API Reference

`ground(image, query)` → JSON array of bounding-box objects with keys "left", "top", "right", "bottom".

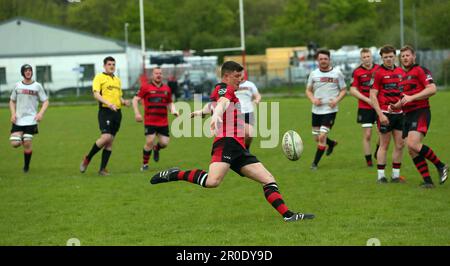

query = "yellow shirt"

[{"left": 92, "top": 73, "right": 123, "bottom": 109}]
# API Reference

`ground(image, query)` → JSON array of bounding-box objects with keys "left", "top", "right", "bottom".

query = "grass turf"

[{"left": 0, "top": 91, "right": 449, "bottom": 245}]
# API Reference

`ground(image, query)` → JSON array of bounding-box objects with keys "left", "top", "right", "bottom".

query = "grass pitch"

[{"left": 0, "top": 91, "right": 449, "bottom": 245}]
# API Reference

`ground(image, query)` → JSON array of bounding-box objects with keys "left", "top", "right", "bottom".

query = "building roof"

[{"left": 0, "top": 17, "right": 140, "bottom": 58}]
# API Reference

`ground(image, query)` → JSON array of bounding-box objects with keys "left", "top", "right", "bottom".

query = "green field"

[{"left": 1, "top": 91, "right": 449, "bottom": 246}]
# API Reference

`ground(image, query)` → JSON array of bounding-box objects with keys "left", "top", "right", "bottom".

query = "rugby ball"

[{"left": 282, "top": 130, "right": 303, "bottom": 161}]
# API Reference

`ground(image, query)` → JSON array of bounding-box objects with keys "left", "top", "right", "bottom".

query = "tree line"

[{"left": 1, "top": 0, "right": 448, "bottom": 55}]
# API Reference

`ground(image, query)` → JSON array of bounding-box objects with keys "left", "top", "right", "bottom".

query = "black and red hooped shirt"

[
  {"left": 400, "top": 64, "right": 434, "bottom": 113},
  {"left": 351, "top": 64, "right": 380, "bottom": 109},
  {"left": 209, "top": 83, "right": 245, "bottom": 148},
  {"left": 136, "top": 76, "right": 172, "bottom": 126},
  {"left": 371, "top": 64, "right": 404, "bottom": 113}
]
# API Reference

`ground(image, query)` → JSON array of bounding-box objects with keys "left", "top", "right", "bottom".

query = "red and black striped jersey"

[
  {"left": 372, "top": 64, "right": 404, "bottom": 113},
  {"left": 136, "top": 77, "right": 172, "bottom": 126},
  {"left": 351, "top": 64, "right": 380, "bottom": 110},
  {"left": 209, "top": 83, "right": 245, "bottom": 148},
  {"left": 400, "top": 64, "right": 434, "bottom": 113}
]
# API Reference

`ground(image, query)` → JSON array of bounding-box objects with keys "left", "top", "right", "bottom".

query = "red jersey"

[
  {"left": 372, "top": 64, "right": 404, "bottom": 113},
  {"left": 137, "top": 76, "right": 172, "bottom": 126},
  {"left": 210, "top": 83, "right": 245, "bottom": 148},
  {"left": 400, "top": 64, "right": 434, "bottom": 113},
  {"left": 351, "top": 64, "right": 379, "bottom": 109}
]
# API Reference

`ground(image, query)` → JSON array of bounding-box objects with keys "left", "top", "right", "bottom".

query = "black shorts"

[
  {"left": 211, "top": 138, "right": 259, "bottom": 176},
  {"left": 10, "top": 124, "right": 38, "bottom": 135},
  {"left": 240, "top": 112, "right": 255, "bottom": 125},
  {"left": 357, "top": 108, "right": 377, "bottom": 126},
  {"left": 402, "top": 108, "right": 431, "bottom": 139},
  {"left": 98, "top": 108, "right": 122, "bottom": 136},
  {"left": 377, "top": 113, "right": 404, "bottom": 134},
  {"left": 312, "top": 112, "right": 337, "bottom": 129},
  {"left": 145, "top": 125, "right": 170, "bottom": 137}
]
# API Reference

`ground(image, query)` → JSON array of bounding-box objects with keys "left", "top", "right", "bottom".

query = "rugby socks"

[
  {"left": 143, "top": 149, "right": 152, "bottom": 165},
  {"left": 100, "top": 149, "right": 112, "bottom": 170},
  {"left": 419, "top": 145, "right": 445, "bottom": 169},
  {"left": 365, "top": 155, "right": 373, "bottom": 166},
  {"left": 326, "top": 138, "right": 335, "bottom": 147},
  {"left": 86, "top": 143, "right": 102, "bottom": 161},
  {"left": 313, "top": 145, "right": 326, "bottom": 165},
  {"left": 413, "top": 155, "right": 433, "bottom": 183},
  {"left": 24, "top": 150, "right": 32, "bottom": 171},
  {"left": 171, "top": 169, "right": 208, "bottom": 187},
  {"left": 377, "top": 164, "right": 386, "bottom": 180},
  {"left": 392, "top": 163, "right": 401, "bottom": 179},
  {"left": 263, "top": 183, "right": 294, "bottom": 218}
]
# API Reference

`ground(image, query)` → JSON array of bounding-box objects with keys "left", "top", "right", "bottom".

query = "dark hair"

[
  {"left": 221, "top": 61, "right": 244, "bottom": 77},
  {"left": 315, "top": 49, "right": 330, "bottom": 59},
  {"left": 103, "top": 56, "right": 116, "bottom": 65},
  {"left": 379, "top": 45, "right": 396, "bottom": 56},
  {"left": 400, "top": 45, "right": 415, "bottom": 55}
]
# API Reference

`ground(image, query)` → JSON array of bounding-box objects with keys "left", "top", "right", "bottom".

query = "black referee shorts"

[{"left": 98, "top": 107, "right": 122, "bottom": 136}]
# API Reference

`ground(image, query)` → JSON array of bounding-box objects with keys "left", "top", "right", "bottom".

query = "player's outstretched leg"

[{"left": 150, "top": 167, "right": 208, "bottom": 187}]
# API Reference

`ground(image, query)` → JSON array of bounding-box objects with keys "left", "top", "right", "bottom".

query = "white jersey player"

[
  {"left": 9, "top": 64, "right": 49, "bottom": 173},
  {"left": 306, "top": 50, "right": 347, "bottom": 170},
  {"left": 235, "top": 76, "right": 261, "bottom": 150}
]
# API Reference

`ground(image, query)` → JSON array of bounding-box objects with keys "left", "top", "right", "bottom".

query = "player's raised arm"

[{"left": 191, "top": 102, "right": 212, "bottom": 118}]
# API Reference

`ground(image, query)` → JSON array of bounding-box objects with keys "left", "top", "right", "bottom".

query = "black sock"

[
  {"left": 143, "top": 149, "right": 152, "bottom": 165},
  {"left": 24, "top": 151, "right": 32, "bottom": 170},
  {"left": 326, "top": 138, "right": 335, "bottom": 146},
  {"left": 100, "top": 149, "right": 112, "bottom": 170},
  {"left": 87, "top": 143, "right": 102, "bottom": 161},
  {"left": 313, "top": 145, "right": 326, "bottom": 165},
  {"left": 365, "top": 154, "right": 372, "bottom": 163}
]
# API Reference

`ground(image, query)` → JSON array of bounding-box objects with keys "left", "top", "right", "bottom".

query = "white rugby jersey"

[
  {"left": 10, "top": 81, "right": 48, "bottom": 126},
  {"left": 235, "top": 80, "right": 259, "bottom": 113},
  {"left": 307, "top": 67, "right": 346, "bottom": 114}
]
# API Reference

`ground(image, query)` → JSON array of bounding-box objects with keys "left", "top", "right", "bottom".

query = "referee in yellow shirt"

[{"left": 79, "top": 56, "right": 130, "bottom": 176}]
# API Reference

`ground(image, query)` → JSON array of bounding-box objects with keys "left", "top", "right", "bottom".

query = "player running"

[
  {"left": 150, "top": 61, "right": 314, "bottom": 222},
  {"left": 9, "top": 64, "right": 49, "bottom": 173},
  {"left": 350, "top": 48, "right": 380, "bottom": 167},
  {"left": 306, "top": 49, "right": 347, "bottom": 170},
  {"left": 132, "top": 67, "right": 179, "bottom": 171}
]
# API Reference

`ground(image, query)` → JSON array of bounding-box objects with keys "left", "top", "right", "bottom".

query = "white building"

[{"left": 0, "top": 17, "right": 143, "bottom": 94}]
